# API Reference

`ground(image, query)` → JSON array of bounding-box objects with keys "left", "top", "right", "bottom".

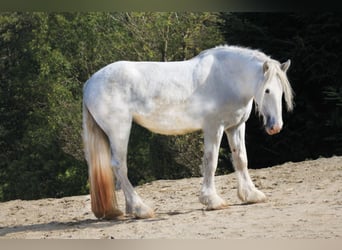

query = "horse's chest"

[{"left": 220, "top": 102, "right": 253, "bottom": 129}]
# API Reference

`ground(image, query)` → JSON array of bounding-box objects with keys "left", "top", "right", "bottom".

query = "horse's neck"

[
  {"left": 232, "top": 58, "right": 264, "bottom": 103},
  {"left": 252, "top": 63, "right": 265, "bottom": 98}
]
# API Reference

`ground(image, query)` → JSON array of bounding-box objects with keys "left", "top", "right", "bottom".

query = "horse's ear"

[
  {"left": 263, "top": 61, "right": 269, "bottom": 74},
  {"left": 281, "top": 59, "right": 291, "bottom": 72}
]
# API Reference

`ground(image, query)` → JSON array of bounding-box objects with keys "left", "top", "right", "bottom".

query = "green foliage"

[
  {"left": 113, "top": 12, "right": 224, "bottom": 61},
  {"left": 0, "top": 12, "right": 225, "bottom": 200},
  {"left": 0, "top": 13, "right": 88, "bottom": 200}
]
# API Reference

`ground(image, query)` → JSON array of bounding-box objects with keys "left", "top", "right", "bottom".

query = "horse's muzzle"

[
  {"left": 265, "top": 116, "right": 282, "bottom": 135},
  {"left": 266, "top": 125, "right": 282, "bottom": 135}
]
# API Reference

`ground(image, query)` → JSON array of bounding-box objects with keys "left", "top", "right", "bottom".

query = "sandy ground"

[{"left": 0, "top": 156, "right": 341, "bottom": 239}]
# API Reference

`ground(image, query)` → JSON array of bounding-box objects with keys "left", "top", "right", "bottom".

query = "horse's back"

[{"left": 85, "top": 59, "right": 205, "bottom": 112}]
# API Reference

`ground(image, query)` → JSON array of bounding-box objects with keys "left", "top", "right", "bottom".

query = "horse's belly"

[{"left": 133, "top": 110, "right": 201, "bottom": 135}]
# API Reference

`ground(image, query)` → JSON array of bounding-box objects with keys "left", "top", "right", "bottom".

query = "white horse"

[{"left": 83, "top": 45, "right": 294, "bottom": 219}]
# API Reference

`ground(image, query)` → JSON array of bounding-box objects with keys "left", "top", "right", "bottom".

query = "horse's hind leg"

[
  {"left": 106, "top": 114, "right": 154, "bottom": 219},
  {"left": 225, "top": 123, "right": 266, "bottom": 203}
]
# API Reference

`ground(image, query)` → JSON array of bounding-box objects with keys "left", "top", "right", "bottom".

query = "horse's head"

[{"left": 256, "top": 59, "right": 294, "bottom": 135}]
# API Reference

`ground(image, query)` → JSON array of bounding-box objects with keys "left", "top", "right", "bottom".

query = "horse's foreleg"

[
  {"left": 226, "top": 123, "right": 266, "bottom": 203},
  {"left": 107, "top": 115, "right": 154, "bottom": 219},
  {"left": 199, "top": 125, "right": 228, "bottom": 210}
]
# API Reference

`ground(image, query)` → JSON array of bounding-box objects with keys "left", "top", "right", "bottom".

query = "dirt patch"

[{"left": 0, "top": 156, "right": 341, "bottom": 239}]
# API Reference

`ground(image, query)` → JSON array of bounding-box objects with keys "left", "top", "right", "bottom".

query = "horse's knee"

[
  {"left": 232, "top": 150, "right": 247, "bottom": 169},
  {"left": 111, "top": 157, "right": 120, "bottom": 167},
  {"left": 111, "top": 156, "right": 128, "bottom": 177}
]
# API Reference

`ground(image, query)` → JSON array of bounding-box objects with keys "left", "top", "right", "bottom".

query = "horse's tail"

[{"left": 83, "top": 102, "right": 123, "bottom": 219}]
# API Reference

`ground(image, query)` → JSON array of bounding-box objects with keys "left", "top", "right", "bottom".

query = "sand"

[{"left": 0, "top": 156, "right": 341, "bottom": 239}]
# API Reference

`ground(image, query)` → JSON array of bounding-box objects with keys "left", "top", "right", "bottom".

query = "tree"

[
  {"left": 113, "top": 12, "right": 224, "bottom": 61},
  {"left": 0, "top": 13, "right": 88, "bottom": 200},
  {"left": 0, "top": 12, "right": 226, "bottom": 201}
]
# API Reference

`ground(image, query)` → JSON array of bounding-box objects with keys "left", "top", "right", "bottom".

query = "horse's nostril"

[
  {"left": 265, "top": 116, "right": 275, "bottom": 128},
  {"left": 266, "top": 123, "right": 282, "bottom": 135}
]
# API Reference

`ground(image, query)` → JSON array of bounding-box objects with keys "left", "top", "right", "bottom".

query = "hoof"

[
  {"left": 130, "top": 204, "right": 155, "bottom": 219},
  {"left": 238, "top": 188, "right": 267, "bottom": 204},
  {"left": 200, "top": 194, "right": 228, "bottom": 210}
]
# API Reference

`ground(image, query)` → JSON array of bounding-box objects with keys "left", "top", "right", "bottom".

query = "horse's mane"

[
  {"left": 199, "top": 44, "right": 271, "bottom": 62},
  {"left": 200, "top": 45, "right": 294, "bottom": 111}
]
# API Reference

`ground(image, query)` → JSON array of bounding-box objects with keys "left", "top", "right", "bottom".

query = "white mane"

[
  {"left": 201, "top": 45, "right": 294, "bottom": 111},
  {"left": 198, "top": 45, "right": 271, "bottom": 62}
]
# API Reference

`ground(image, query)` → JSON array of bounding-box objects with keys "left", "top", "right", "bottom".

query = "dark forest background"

[{"left": 1, "top": 12, "right": 341, "bottom": 201}]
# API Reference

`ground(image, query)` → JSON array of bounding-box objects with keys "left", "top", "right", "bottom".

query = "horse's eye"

[{"left": 265, "top": 89, "right": 270, "bottom": 94}]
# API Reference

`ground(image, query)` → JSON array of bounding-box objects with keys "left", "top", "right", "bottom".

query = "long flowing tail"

[{"left": 83, "top": 102, "right": 123, "bottom": 219}]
